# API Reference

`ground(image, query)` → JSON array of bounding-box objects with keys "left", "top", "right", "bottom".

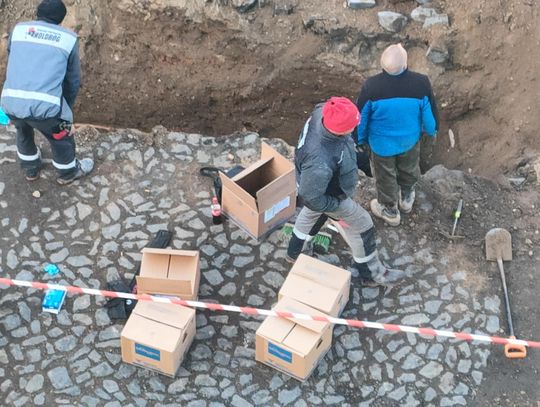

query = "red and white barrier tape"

[{"left": 1, "top": 277, "right": 539, "bottom": 349}]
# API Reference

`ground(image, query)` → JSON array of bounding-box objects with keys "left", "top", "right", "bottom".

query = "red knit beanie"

[{"left": 322, "top": 97, "right": 361, "bottom": 135}]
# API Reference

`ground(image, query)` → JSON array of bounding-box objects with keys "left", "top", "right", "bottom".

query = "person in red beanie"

[{"left": 286, "top": 97, "right": 405, "bottom": 287}]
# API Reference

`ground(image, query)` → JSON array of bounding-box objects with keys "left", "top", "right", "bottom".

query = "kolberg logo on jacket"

[{"left": 26, "top": 26, "right": 61, "bottom": 43}]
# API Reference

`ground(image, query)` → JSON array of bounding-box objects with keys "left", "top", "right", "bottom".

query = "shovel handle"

[
  {"left": 504, "top": 336, "right": 527, "bottom": 359},
  {"left": 497, "top": 258, "right": 515, "bottom": 337}
]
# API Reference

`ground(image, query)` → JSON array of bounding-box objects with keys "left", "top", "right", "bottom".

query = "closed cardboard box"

[
  {"left": 255, "top": 297, "right": 332, "bottom": 381},
  {"left": 279, "top": 254, "right": 351, "bottom": 317},
  {"left": 136, "top": 248, "right": 200, "bottom": 300},
  {"left": 121, "top": 302, "right": 195, "bottom": 377},
  {"left": 220, "top": 142, "right": 296, "bottom": 239}
]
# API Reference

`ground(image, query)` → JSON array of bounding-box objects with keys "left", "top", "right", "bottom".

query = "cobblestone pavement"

[{"left": 0, "top": 126, "right": 506, "bottom": 406}]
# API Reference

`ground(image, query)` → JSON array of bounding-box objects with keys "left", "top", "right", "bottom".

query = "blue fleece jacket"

[{"left": 356, "top": 69, "right": 439, "bottom": 157}]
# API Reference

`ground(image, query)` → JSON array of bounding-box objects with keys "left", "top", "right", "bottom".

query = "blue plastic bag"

[{"left": 0, "top": 108, "right": 9, "bottom": 126}]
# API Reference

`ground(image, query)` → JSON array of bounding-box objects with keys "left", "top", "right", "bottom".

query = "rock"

[
  {"left": 485, "top": 315, "right": 500, "bottom": 333},
  {"left": 426, "top": 45, "right": 450, "bottom": 65},
  {"left": 419, "top": 361, "right": 443, "bottom": 378},
  {"left": 378, "top": 11, "right": 408, "bottom": 32},
  {"left": 25, "top": 374, "right": 44, "bottom": 393},
  {"left": 424, "top": 14, "right": 449, "bottom": 28},
  {"left": 50, "top": 248, "right": 69, "bottom": 263},
  {"left": 204, "top": 269, "right": 224, "bottom": 286},
  {"left": 347, "top": 0, "right": 376, "bottom": 9},
  {"left": 33, "top": 190, "right": 41, "bottom": 198},
  {"left": 402, "top": 353, "right": 423, "bottom": 370},
  {"left": 439, "top": 372, "right": 455, "bottom": 394},
  {"left": 232, "top": 0, "right": 258, "bottom": 13},
  {"left": 508, "top": 177, "right": 526, "bottom": 186},
  {"left": 90, "top": 362, "right": 114, "bottom": 377},
  {"left": 402, "top": 313, "right": 429, "bottom": 325},
  {"left": 423, "top": 165, "right": 464, "bottom": 196},
  {"left": 411, "top": 7, "right": 437, "bottom": 23},
  {"left": 47, "top": 366, "right": 73, "bottom": 389},
  {"left": 273, "top": 2, "right": 294, "bottom": 15}
]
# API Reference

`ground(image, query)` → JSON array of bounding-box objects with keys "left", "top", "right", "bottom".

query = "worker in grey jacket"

[
  {"left": 1, "top": 0, "right": 93, "bottom": 184},
  {"left": 286, "top": 97, "right": 404, "bottom": 287}
]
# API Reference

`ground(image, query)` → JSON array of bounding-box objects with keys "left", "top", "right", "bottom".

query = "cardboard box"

[
  {"left": 255, "top": 297, "right": 332, "bottom": 381},
  {"left": 220, "top": 142, "right": 296, "bottom": 239},
  {"left": 136, "top": 248, "right": 200, "bottom": 300},
  {"left": 279, "top": 254, "right": 351, "bottom": 317},
  {"left": 121, "top": 301, "right": 195, "bottom": 377}
]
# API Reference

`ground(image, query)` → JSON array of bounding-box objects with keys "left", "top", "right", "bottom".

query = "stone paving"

[{"left": 0, "top": 126, "right": 504, "bottom": 406}]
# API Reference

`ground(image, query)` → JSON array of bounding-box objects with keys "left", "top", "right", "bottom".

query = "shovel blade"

[{"left": 485, "top": 228, "right": 512, "bottom": 261}]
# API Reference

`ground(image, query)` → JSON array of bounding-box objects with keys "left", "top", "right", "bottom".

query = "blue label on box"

[
  {"left": 268, "top": 342, "right": 292, "bottom": 363},
  {"left": 135, "top": 343, "right": 161, "bottom": 361}
]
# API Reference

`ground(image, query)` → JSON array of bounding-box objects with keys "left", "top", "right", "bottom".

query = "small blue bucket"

[{"left": 0, "top": 108, "right": 9, "bottom": 126}]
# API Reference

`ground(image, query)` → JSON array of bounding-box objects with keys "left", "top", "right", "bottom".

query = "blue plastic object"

[
  {"left": 0, "top": 108, "right": 9, "bottom": 126},
  {"left": 44, "top": 263, "right": 60, "bottom": 276},
  {"left": 42, "top": 289, "right": 67, "bottom": 314}
]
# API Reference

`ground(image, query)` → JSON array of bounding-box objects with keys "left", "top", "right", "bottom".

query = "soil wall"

[{"left": 0, "top": 0, "right": 538, "bottom": 179}]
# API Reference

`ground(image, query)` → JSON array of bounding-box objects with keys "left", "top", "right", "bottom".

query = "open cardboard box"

[
  {"left": 279, "top": 254, "right": 351, "bottom": 317},
  {"left": 121, "top": 301, "right": 196, "bottom": 377},
  {"left": 220, "top": 142, "right": 296, "bottom": 239},
  {"left": 255, "top": 297, "right": 333, "bottom": 381},
  {"left": 136, "top": 248, "right": 200, "bottom": 300}
]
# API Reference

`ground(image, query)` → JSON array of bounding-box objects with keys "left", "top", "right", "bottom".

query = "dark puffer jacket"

[{"left": 295, "top": 104, "right": 358, "bottom": 213}]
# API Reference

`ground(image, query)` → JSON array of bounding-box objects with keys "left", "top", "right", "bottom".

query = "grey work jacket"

[
  {"left": 1, "top": 20, "right": 81, "bottom": 122},
  {"left": 294, "top": 104, "right": 359, "bottom": 213}
]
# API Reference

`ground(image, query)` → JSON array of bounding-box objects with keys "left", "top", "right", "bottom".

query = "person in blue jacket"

[
  {"left": 356, "top": 44, "right": 439, "bottom": 226},
  {"left": 1, "top": 0, "right": 93, "bottom": 184}
]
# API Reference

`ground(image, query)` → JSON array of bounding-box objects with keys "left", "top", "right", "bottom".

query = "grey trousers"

[
  {"left": 11, "top": 117, "right": 77, "bottom": 178},
  {"left": 292, "top": 198, "right": 375, "bottom": 263},
  {"left": 371, "top": 142, "right": 421, "bottom": 208}
]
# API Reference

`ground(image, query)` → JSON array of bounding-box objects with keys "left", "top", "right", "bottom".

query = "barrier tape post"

[{"left": 1, "top": 277, "right": 539, "bottom": 350}]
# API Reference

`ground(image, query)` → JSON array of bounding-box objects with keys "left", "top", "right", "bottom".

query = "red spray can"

[{"left": 211, "top": 196, "right": 222, "bottom": 225}]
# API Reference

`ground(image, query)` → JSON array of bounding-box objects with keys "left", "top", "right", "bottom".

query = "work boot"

[
  {"left": 57, "top": 158, "right": 94, "bottom": 185},
  {"left": 22, "top": 147, "right": 41, "bottom": 181},
  {"left": 25, "top": 167, "right": 41, "bottom": 181},
  {"left": 286, "top": 233, "right": 305, "bottom": 264},
  {"left": 355, "top": 254, "right": 405, "bottom": 287},
  {"left": 370, "top": 199, "right": 400, "bottom": 226},
  {"left": 399, "top": 189, "right": 416, "bottom": 214}
]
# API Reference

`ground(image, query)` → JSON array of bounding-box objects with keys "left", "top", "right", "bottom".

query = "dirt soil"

[{"left": 0, "top": 0, "right": 539, "bottom": 180}]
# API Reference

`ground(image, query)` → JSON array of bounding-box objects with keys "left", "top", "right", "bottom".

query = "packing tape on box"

[{"left": 1, "top": 277, "right": 539, "bottom": 350}]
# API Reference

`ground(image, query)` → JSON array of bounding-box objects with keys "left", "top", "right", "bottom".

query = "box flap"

[
  {"left": 141, "top": 248, "right": 197, "bottom": 256},
  {"left": 220, "top": 171, "right": 258, "bottom": 211},
  {"left": 168, "top": 252, "right": 199, "bottom": 293},
  {"left": 291, "top": 254, "right": 351, "bottom": 289},
  {"left": 256, "top": 143, "right": 295, "bottom": 211},
  {"left": 140, "top": 249, "right": 170, "bottom": 278},
  {"left": 260, "top": 142, "right": 295, "bottom": 172},
  {"left": 273, "top": 297, "right": 330, "bottom": 334},
  {"left": 283, "top": 324, "right": 323, "bottom": 356},
  {"left": 122, "top": 313, "right": 181, "bottom": 353},
  {"left": 256, "top": 173, "right": 295, "bottom": 212},
  {"left": 134, "top": 301, "right": 194, "bottom": 330},
  {"left": 279, "top": 274, "right": 339, "bottom": 315},
  {"left": 230, "top": 157, "right": 273, "bottom": 183},
  {"left": 257, "top": 313, "right": 294, "bottom": 343}
]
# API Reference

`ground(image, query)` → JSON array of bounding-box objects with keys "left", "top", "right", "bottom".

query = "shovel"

[{"left": 485, "top": 228, "right": 527, "bottom": 359}]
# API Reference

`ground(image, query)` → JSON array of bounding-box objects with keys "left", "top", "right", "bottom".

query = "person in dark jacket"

[
  {"left": 286, "top": 96, "right": 405, "bottom": 287},
  {"left": 356, "top": 44, "right": 439, "bottom": 226},
  {"left": 1, "top": 0, "right": 93, "bottom": 184}
]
